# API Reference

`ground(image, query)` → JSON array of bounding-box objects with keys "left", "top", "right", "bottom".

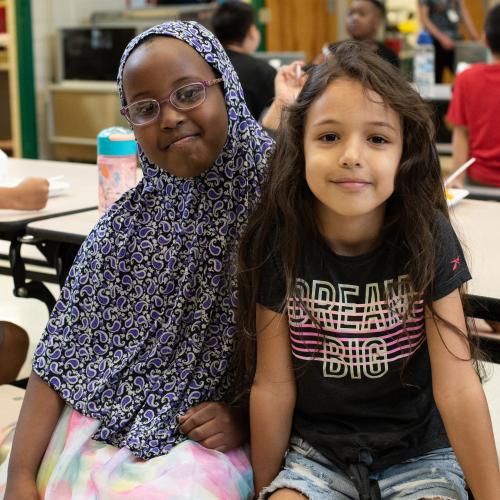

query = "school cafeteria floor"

[{"left": 0, "top": 258, "right": 499, "bottom": 459}]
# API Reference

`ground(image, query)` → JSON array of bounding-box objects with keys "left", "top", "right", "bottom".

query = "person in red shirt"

[{"left": 446, "top": 4, "right": 500, "bottom": 187}]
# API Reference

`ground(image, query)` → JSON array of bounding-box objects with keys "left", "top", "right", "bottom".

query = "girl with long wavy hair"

[{"left": 237, "top": 41, "right": 500, "bottom": 499}]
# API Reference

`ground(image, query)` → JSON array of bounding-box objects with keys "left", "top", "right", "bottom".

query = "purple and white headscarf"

[{"left": 33, "top": 21, "right": 274, "bottom": 459}]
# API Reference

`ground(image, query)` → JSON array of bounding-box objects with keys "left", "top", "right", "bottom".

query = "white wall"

[{"left": 31, "top": 0, "right": 126, "bottom": 158}]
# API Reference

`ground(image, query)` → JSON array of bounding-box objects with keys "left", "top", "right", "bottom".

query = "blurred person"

[
  {"left": 211, "top": 0, "right": 276, "bottom": 120},
  {"left": 0, "top": 177, "right": 48, "bottom": 383},
  {"left": 345, "top": 0, "right": 399, "bottom": 67},
  {"left": 446, "top": 4, "right": 500, "bottom": 189},
  {"left": 446, "top": 4, "right": 500, "bottom": 334},
  {"left": 419, "top": 0, "right": 480, "bottom": 83},
  {"left": 313, "top": 0, "right": 399, "bottom": 68}
]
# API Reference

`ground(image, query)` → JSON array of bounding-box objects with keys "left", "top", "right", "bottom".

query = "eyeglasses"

[{"left": 120, "top": 78, "right": 223, "bottom": 126}]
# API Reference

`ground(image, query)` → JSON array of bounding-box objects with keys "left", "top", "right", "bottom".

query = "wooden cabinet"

[
  {"left": 0, "top": 0, "right": 20, "bottom": 157},
  {"left": 48, "top": 82, "right": 128, "bottom": 163}
]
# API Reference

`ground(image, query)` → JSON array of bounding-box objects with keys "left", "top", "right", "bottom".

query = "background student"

[
  {"left": 344, "top": 0, "right": 399, "bottom": 67},
  {"left": 211, "top": 0, "right": 277, "bottom": 120},
  {"left": 0, "top": 177, "right": 49, "bottom": 384},
  {"left": 419, "top": 0, "right": 480, "bottom": 83},
  {"left": 446, "top": 3, "right": 500, "bottom": 188},
  {"left": 238, "top": 41, "right": 500, "bottom": 499},
  {"left": 313, "top": 0, "right": 399, "bottom": 68}
]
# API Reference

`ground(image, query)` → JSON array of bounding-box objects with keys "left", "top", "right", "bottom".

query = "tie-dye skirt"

[{"left": 0, "top": 406, "right": 253, "bottom": 499}]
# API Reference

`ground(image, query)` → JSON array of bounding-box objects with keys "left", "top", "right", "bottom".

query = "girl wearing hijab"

[{"left": 3, "top": 21, "right": 273, "bottom": 499}]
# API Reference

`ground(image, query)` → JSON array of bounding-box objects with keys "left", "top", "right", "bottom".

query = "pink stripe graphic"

[
  {"left": 289, "top": 321, "right": 424, "bottom": 338},
  {"left": 291, "top": 337, "right": 426, "bottom": 364},
  {"left": 290, "top": 330, "right": 424, "bottom": 352}
]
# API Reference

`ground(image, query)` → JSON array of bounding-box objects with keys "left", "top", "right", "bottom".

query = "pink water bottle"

[{"left": 97, "top": 126, "right": 137, "bottom": 214}]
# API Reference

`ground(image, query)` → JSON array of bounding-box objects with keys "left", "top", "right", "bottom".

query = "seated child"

[
  {"left": 3, "top": 21, "right": 274, "bottom": 499},
  {"left": 314, "top": 0, "right": 399, "bottom": 68},
  {"left": 0, "top": 177, "right": 49, "bottom": 384},
  {"left": 447, "top": 4, "right": 500, "bottom": 188},
  {"left": 238, "top": 41, "right": 500, "bottom": 499},
  {"left": 345, "top": 0, "right": 399, "bottom": 67}
]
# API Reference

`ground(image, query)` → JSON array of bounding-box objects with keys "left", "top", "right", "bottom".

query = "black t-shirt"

[
  {"left": 258, "top": 212, "right": 470, "bottom": 470},
  {"left": 225, "top": 49, "right": 277, "bottom": 121}
]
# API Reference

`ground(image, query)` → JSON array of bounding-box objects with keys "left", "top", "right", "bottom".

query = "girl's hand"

[
  {"left": 274, "top": 61, "right": 307, "bottom": 106},
  {"left": 12, "top": 177, "right": 49, "bottom": 210},
  {"left": 261, "top": 61, "right": 307, "bottom": 129},
  {"left": 178, "top": 401, "right": 248, "bottom": 452}
]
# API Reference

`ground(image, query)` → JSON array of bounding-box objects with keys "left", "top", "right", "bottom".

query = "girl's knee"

[{"left": 268, "top": 488, "right": 308, "bottom": 499}]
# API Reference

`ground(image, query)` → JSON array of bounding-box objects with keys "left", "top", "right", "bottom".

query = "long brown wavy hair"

[{"left": 233, "top": 41, "right": 480, "bottom": 396}]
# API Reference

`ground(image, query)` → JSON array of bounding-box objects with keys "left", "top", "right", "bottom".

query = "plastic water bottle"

[
  {"left": 97, "top": 127, "right": 137, "bottom": 214},
  {"left": 414, "top": 31, "right": 435, "bottom": 96}
]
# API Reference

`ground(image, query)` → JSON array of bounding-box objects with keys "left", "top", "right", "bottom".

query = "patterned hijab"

[{"left": 33, "top": 21, "right": 274, "bottom": 459}]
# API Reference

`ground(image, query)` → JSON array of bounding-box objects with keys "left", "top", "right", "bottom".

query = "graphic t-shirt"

[{"left": 258, "top": 212, "right": 470, "bottom": 470}]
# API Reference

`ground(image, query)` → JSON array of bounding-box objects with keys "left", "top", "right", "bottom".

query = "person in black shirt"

[
  {"left": 237, "top": 41, "right": 500, "bottom": 499},
  {"left": 418, "top": 0, "right": 479, "bottom": 83},
  {"left": 345, "top": 0, "right": 399, "bottom": 67},
  {"left": 211, "top": 0, "right": 276, "bottom": 120},
  {"left": 313, "top": 0, "right": 399, "bottom": 69}
]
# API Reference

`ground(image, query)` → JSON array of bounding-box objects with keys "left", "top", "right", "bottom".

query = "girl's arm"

[
  {"left": 5, "top": 372, "right": 65, "bottom": 499},
  {"left": 260, "top": 61, "right": 306, "bottom": 130},
  {"left": 450, "top": 126, "right": 469, "bottom": 188},
  {"left": 426, "top": 290, "right": 500, "bottom": 499},
  {"left": 458, "top": 0, "right": 480, "bottom": 41},
  {"left": 418, "top": 4, "right": 455, "bottom": 50},
  {"left": 251, "top": 304, "right": 296, "bottom": 495}
]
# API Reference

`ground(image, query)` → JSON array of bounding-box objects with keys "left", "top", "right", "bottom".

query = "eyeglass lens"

[{"left": 127, "top": 83, "right": 206, "bottom": 125}]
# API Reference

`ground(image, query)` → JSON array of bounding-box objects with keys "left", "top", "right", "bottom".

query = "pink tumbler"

[{"left": 97, "top": 127, "right": 137, "bottom": 214}]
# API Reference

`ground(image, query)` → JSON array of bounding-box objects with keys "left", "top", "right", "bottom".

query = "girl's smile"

[
  {"left": 163, "top": 132, "right": 200, "bottom": 150},
  {"left": 329, "top": 177, "right": 372, "bottom": 190}
]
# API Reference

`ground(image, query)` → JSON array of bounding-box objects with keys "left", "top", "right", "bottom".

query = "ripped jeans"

[{"left": 258, "top": 436, "right": 467, "bottom": 500}]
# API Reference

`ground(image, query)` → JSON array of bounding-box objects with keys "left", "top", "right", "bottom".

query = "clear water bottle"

[
  {"left": 97, "top": 127, "right": 137, "bottom": 214},
  {"left": 414, "top": 31, "right": 435, "bottom": 96}
]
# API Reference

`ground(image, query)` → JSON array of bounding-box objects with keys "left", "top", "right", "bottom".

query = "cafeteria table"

[{"left": 0, "top": 158, "right": 98, "bottom": 310}]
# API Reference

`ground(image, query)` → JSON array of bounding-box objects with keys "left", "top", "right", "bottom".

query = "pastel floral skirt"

[{"left": 0, "top": 406, "right": 253, "bottom": 499}]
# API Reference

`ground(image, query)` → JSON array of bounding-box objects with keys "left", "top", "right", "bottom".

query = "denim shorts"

[{"left": 259, "top": 436, "right": 467, "bottom": 500}]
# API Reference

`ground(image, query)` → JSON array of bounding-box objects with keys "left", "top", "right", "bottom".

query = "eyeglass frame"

[{"left": 120, "top": 78, "right": 224, "bottom": 127}]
